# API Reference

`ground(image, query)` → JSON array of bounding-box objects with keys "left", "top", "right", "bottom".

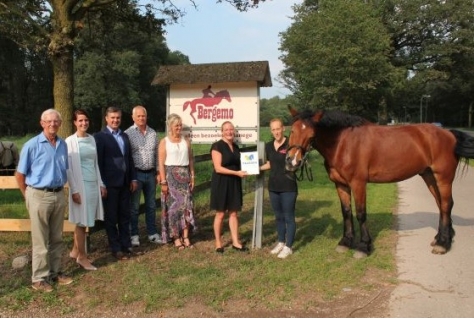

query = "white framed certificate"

[{"left": 240, "top": 151, "right": 260, "bottom": 175}]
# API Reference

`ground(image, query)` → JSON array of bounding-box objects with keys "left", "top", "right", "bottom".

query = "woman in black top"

[
  {"left": 210, "top": 121, "right": 248, "bottom": 253},
  {"left": 260, "top": 118, "right": 298, "bottom": 259}
]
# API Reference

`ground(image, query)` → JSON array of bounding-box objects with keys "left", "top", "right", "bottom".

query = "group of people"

[{"left": 14, "top": 106, "right": 299, "bottom": 293}]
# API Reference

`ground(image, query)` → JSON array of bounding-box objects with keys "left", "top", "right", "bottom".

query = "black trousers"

[{"left": 103, "top": 186, "right": 131, "bottom": 253}]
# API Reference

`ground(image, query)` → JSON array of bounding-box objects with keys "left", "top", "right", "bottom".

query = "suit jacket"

[{"left": 94, "top": 128, "right": 136, "bottom": 188}]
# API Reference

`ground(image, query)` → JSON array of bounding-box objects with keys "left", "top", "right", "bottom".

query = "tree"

[
  {"left": 279, "top": 0, "right": 402, "bottom": 121},
  {"left": 0, "top": 0, "right": 264, "bottom": 136},
  {"left": 259, "top": 96, "right": 295, "bottom": 126},
  {"left": 0, "top": 35, "right": 53, "bottom": 135},
  {"left": 73, "top": 3, "right": 187, "bottom": 131}
]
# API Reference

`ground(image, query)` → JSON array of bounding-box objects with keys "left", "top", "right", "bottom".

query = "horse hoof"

[
  {"left": 431, "top": 245, "right": 447, "bottom": 254},
  {"left": 335, "top": 245, "right": 349, "bottom": 253},
  {"left": 353, "top": 251, "right": 368, "bottom": 259}
]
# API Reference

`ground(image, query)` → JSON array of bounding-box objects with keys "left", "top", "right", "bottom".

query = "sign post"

[{"left": 252, "top": 141, "right": 265, "bottom": 249}]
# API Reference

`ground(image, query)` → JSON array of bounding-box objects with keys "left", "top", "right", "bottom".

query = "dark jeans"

[
  {"left": 103, "top": 186, "right": 132, "bottom": 253},
  {"left": 130, "top": 170, "right": 158, "bottom": 237},
  {"left": 269, "top": 191, "right": 297, "bottom": 248}
]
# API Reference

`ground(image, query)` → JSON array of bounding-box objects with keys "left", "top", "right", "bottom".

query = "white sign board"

[{"left": 168, "top": 83, "right": 259, "bottom": 144}]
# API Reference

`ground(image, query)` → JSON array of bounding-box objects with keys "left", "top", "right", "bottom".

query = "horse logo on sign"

[{"left": 183, "top": 86, "right": 232, "bottom": 124}]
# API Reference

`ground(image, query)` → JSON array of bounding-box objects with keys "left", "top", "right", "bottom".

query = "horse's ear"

[
  {"left": 288, "top": 104, "right": 298, "bottom": 117},
  {"left": 312, "top": 111, "right": 324, "bottom": 123}
]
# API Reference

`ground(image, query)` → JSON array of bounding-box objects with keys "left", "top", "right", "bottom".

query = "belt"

[
  {"left": 136, "top": 168, "right": 155, "bottom": 173},
  {"left": 29, "top": 186, "right": 64, "bottom": 192}
]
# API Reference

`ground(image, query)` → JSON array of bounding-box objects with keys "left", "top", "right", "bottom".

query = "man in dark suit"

[{"left": 95, "top": 106, "right": 138, "bottom": 260}]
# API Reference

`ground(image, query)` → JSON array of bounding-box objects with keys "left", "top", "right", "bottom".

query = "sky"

[{"left": 163, "top": 0, "right": 302, "bottom": 99}]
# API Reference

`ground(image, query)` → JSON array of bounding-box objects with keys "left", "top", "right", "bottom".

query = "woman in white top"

[
  {"left": 159, "top": 113, "right": 196, "bottom": 250},
  {"left": 66, "top": 109, "right": 106, "bottom": 270}
]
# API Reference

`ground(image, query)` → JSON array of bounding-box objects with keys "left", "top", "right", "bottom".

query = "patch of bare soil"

[
  {"left": 2, "top": 281, "right": 394, "bottom": 318},
  {"left": 156, "top": 284, "right": 395, "bottom": 318}
]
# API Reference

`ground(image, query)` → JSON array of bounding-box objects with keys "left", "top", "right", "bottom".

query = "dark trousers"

[
  {"left": 103, "top": 186, "right": 132, "bottom": 253},
  {"left": 269, "top": 191, "right": 297, "bottom": 248}
]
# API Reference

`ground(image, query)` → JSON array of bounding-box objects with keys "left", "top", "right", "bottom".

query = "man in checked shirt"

[{"left": 125, "top": 105, "right": 163, "bottom": 246}]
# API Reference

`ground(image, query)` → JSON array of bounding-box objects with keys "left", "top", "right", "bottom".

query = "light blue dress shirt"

[
  {"left": 17, "top": 132, "right": 68, "bottom": 188},
  {"left": 108, "top": 127, "right": 125, "bottom": 155}
]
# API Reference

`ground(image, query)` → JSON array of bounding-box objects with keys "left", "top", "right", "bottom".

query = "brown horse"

[{"left": 285, "top": 106, "right": 474, "bottom": 258}]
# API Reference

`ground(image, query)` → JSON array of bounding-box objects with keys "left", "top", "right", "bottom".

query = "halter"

[{"left": 287, "top": 143, "right": 313, "bottom": 181}]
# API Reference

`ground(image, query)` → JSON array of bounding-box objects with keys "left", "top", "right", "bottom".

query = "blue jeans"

[
  {"left": 269, "top": 191, "right": 297, "bottom": 248},
  {"left": 130, "top": 171, "right": 158, "bottom": 236}
]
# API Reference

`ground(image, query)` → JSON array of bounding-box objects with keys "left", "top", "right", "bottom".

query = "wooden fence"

[
  {"left": 0, "top": 176, "right": 77, "bottom": 232},
  {"left": 0, "top": 146, "right": 257, "bottom": 233}
]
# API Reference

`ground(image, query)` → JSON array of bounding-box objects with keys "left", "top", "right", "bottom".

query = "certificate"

[{"left": 240, "top": 151, "right": 260, "bottom": 175}]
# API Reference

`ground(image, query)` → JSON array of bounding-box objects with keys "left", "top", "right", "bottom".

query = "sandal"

[
  {"left": 174, "top": 238, "right": 185, "bottom": 251},
  {"left": 182, "top": 237, "right": 194, "bottom": 249},
  {"left": 76, "top": 258, "right": 97, "bottom": 271}
]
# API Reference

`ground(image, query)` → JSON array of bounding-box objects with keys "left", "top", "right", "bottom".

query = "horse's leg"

[
  {"left": 420, "top": 171, "right": 455, "bottom": 254},
  {"left": 352, "top": 183, "right": 371, "bottom": 258},
  {"left": 190, "top": 103, "right": 197, "bottom": 125},
  {"left": 335, "top": 183, "right": 355, "bottom": 253}
]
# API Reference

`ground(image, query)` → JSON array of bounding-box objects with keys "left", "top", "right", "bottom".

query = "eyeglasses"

[{"left": 42, "top": 120, "right": 62, "bottom": 125}]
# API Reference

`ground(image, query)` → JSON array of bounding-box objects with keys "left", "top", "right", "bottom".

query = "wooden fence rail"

[
  {"left": 0, "top": 176, "right": 77, "bottom": 232},
  {"left": 0, "top": 146, "right": 256, "bottom": 233}
]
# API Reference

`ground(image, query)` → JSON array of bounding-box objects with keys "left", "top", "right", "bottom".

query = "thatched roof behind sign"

[{"left": 151, "top": 61, "right": 272, "bottom": 87}]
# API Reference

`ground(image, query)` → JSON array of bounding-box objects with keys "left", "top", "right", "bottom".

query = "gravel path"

[{"left": 389, "top": 165, "right": 474, "bottom": 317}]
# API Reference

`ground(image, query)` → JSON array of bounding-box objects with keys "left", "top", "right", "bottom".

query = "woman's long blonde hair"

[{"left": 167, "top": 113, "right": 182, "bottom": 132}]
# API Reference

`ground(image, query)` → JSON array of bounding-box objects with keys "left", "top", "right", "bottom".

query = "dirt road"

[{"left": 389, "top": 165, "right": 474, "bottom": 317}]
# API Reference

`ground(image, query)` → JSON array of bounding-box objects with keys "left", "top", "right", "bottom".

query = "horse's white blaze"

[{"left": 291, "top": 149, "right": 300, "bottom": 166}]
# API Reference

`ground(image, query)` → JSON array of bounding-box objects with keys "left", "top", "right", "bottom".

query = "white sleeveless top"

[{"left": 164, "top": 137, "right": 189, "bottom": 166}]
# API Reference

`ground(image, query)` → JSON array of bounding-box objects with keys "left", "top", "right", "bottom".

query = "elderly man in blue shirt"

[{"left": 15, "top": 108, "right": 73, "bottom": 293}]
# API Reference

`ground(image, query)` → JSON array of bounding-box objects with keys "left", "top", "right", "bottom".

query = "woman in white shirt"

[
  {"left": 66, "top": 109, "right": 106, "bottom": 270},
  {"left": 159, "top": 113, "right": 196, "bottom": 249}
]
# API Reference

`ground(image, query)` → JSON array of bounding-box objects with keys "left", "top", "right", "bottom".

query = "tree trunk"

[
  {"left": 51, "top": 50, "right": 74, "bottom": 138},
  {"left": 48, "top": 0, "right": 80, "bottom": 138}
]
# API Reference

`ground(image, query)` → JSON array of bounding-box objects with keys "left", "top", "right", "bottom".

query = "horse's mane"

[{"left": 294, "top": 109, "right": 370, "bottom": 128}]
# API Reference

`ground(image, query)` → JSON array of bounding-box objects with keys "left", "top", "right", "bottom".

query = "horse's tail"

[
  {"left": 183, "top": 101, "right": 190, "bottom": 111},
  {"left": 450, "top": 129, "right": 474, "bottom": 159},
  {"left": 450, "top": 130, "right": 474, "bottom": 176}
]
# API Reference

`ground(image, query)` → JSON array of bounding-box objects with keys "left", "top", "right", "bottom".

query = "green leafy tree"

[
  {"left": 260, "top": 96, "right": 295, "bottom": 126},
  {"left": 279, "top": 0, "right": 401, "bottom": 121},
  {"left": 73, "top": 3, "right": 191, "bottom": 131},
  {"left": 0, "top": 0, "right": 264, "bottom": 136},
  {"left": 0, "top": 35, "right": 53, "bottom": 135},
  {"left": 376, "top": 0, "right": 474, "bottom": 125}
]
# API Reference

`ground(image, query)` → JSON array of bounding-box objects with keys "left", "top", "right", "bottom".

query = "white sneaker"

[
  {"left": 131, "top": 235, "right": 140, "bottom": 247},
  {"left": 148, "top": 234, "right": 163, "bottom": 244},
  {"left": 277, "top": 246, "right": 293, "bottom": 259},
  {"left": 270, "top": 242, "right": 285, "bottom": 255}
]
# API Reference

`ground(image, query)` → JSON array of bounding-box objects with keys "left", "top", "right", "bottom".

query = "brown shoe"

[
  {"left": 112, "top": 251, "right": 130, "bottom": 261},
  {"left": 32, "top": 281, "right": 53, "bottom": 292},
  {"left": 52, "top": 274, "right": 73, "bottom": 286},
  {"left": 124, "top": 248, "right": 144, "bottom": 258}
]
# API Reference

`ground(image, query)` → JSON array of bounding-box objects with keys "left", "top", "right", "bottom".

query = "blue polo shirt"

[{"left": 17, "top": 132, "right": 68, "bottom": 188}]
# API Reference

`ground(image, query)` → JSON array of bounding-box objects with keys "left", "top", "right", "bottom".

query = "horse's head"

[
  {"left": 285, "top": 106, "right": 322, "bottom": 171},
  {"left": 216, "top": 90, "right": 231, "bottom": 102}
]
